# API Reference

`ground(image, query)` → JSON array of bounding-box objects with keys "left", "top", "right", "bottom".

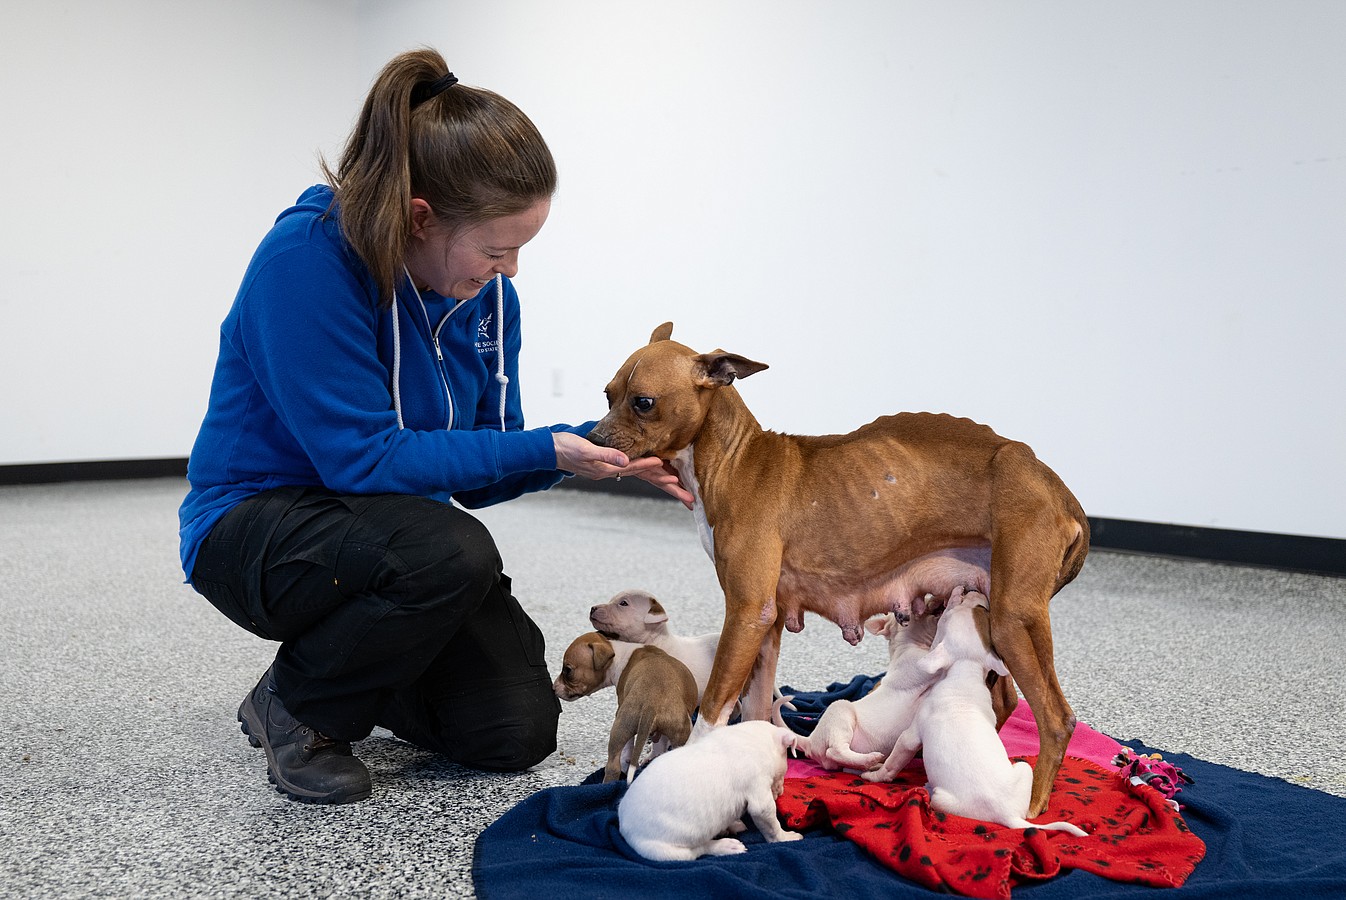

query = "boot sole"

[{"left": 237, "top": 698, "right": 372, "bottom": 805}]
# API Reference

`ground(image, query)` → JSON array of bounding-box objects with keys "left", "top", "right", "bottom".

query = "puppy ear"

[
  {"left": 650, "top": 322, "right": 674, "bottom": 343},
  {"left": 693, "top": 352, "right": 769, "bottom": 388},
  {"left": 864, "top": 613, "right": 894, "bottom": 637},
  {"left": 590, "top": 639, "right": 615, "bottom": 671},
  {"left": 644, "top": 597, "right": 669, "bottom": 625},
  {"left": 986, "top": 653, "right": 1010, "bottom": 678}
]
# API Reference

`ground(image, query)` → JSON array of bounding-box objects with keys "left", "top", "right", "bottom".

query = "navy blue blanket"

[{"left": 473, "top": 682, "right": 1346, "bottom": 898}]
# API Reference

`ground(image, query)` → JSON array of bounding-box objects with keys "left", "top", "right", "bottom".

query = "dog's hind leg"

[
  {"left": 989, "top": 444, "right": 1084, "bottom": 817},
  {"left": 988, "top": 547, "right": 1076, "bottom": 818},
  {"left": 745, "top": 786, "right": 802, "bottom": 843},
  {"left": 700, "top": 838, "right": 748, "bottom": 856}
]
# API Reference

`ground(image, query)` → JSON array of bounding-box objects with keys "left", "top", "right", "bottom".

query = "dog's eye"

[{"left": 632, "top": 397, "right": 655, "bottom": 414}]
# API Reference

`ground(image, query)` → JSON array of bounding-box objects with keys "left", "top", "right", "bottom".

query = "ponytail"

[{"left": 320, "top": 48, "right": 557, "bottom": 308}]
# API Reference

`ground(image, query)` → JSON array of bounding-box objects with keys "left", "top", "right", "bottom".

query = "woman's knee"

[
  {"left": 443, "top": 675, "right": 561, "bottom": 771},
  {"left": 407, "top": 504, "right": 501, "bottom": 595}
]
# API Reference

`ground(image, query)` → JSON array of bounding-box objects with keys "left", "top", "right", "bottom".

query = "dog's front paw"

[{"left": 775, "top": 829, "right": 804, "bottom": 843}]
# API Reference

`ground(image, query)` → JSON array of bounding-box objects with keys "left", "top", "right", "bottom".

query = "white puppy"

[
  {"left": 589, "top": 589, "right": 718, "bottom": 701},
  {"left": 618, "top": 720, "right": 803, "bottom": 860},
  {"left": 864, "top": 587, "right": 1087, "bottom": 836},
  {"left": 795, "top": 607, "right": 940, "bottom": 772}
]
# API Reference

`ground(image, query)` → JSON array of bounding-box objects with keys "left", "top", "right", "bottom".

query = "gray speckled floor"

[{"left": 2, "top": 477, "right": 1343, "bottom": 898}]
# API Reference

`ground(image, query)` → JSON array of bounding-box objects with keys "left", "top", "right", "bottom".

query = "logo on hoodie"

[{"left": 475, "top": 314, "right": 500, "bottom": 355}]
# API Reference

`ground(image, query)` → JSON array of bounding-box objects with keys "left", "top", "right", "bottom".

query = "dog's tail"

[
  {"left": 627, "top": 714, "right": 656, "bottom": 782},
  {"left": 1012, "top": 818, "right": 1089, "bottom": 838},
  {"left": 772, "top": 693, "right": 806, "bottom": 757}
]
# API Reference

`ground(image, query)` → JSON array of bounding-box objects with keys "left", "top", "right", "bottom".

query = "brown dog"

[
  {"left": 553, "top": 631, "right": 699, "bottom": 783},
  {"left": 587, "top": 323, "right": 1089, "bottom": 816}
]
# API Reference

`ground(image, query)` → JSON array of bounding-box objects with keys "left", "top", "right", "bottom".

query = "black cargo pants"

[{"left": 190, "top": 486, "right": 560, "bottom": 771}]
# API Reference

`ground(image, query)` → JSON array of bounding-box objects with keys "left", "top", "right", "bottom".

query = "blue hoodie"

[{"left": 178, "top": 185, "right": 589, "bottom": 581}]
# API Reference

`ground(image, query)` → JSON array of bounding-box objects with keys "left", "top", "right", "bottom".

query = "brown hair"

[{"left": 321, "top": 48, "right": 557, "bottom": 307}]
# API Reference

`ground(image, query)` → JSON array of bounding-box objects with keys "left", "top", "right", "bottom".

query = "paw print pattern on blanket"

[{"left": 776, "top": 755, "right": 1205, "bottom": 900}]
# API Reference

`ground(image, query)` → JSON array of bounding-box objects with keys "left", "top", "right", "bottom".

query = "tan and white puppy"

[
  {"left": 794, "top": 604, "right": 941, "bottom": 772},
  {"left": 552, "top": 630, "right": 640, "bottom": 701},
  {"left": 618, "top": 720, "right": 802, "bottom": 860},
  {"left": 589, "top": 589, "right": 718, "bottom": 701},
  {"left": 865, "top": 588, "right": 1087, "bottom": 836},
  {"left": 553, "top": 631, "right": 698, "bottom": 782}
]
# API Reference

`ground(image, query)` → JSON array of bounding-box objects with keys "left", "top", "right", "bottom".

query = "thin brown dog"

[{"left": 588, "top": 323, "right": 1089, "bottom": 816}]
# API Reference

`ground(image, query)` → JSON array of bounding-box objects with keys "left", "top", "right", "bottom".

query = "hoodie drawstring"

[
  {"left": 392, "top": 276, "right": 406, "bottom": 431},
  {"left": 392, "top": 268, "right": 509, "bottom": 433},
  {"left": 493, "top": 273, "right": 508, "bottom": 432}
]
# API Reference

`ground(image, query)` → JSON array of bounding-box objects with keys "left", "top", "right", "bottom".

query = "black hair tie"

[{"left": 411, "top": 71, "right": 459, "bottom": 107}]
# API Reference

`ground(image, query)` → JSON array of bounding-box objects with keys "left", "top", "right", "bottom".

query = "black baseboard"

[
  {"left": 3, "top": 459, "right": 1341, "bottom": 577},
  {"left": 1082, "top": 516, "right": 1344, "bottom": 577},
  {"left": 0, "top": 457, "right": 188, "bottom": 485}
]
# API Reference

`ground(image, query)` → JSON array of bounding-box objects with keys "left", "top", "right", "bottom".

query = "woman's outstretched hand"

[{"left": 553, "top": 432, "right": 694, "bottom": 508}]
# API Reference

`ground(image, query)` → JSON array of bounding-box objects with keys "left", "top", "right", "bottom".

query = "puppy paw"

[
  {"left": 774, "top": 829, "right": 804, "bottom": 843},
  {"left": 704, "top": 838, "right": 747, "bottom": 856},
  {"left": 856, "top": 751, "right": 887, "bottom": 770}
]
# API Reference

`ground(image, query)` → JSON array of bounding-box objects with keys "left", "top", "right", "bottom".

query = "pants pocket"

[{"left": 501, "top": 576, "right": 547, "bottom": 670}]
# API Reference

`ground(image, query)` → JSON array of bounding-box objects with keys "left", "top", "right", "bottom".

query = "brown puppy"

[
  {"left": 587, "top": 323, "right": 1089, "bottom": 816},
  {"left": 553, "top": 631, "right": 699, "bottom": 783}
]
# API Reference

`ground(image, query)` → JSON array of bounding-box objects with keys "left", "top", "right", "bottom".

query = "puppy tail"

[
  {"left": 771, "top": 692, "right": 796, "bottom": 727},
  {"left": 1022, "top": 819, "right": 1089, "bottom": 838},
  {"left": 627, "top": 716, "right": 656, "bottom": 782}
]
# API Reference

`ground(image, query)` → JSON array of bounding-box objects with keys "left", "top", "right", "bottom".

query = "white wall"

[
  {"left": 0, "top": 0, "right": 362, "bottom": 461},
  {"left": 3, "top": 1, "right": 1343, "bottom": 541}
]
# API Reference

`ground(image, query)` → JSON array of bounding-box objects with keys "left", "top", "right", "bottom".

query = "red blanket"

[{"left": 777, "top": 755, "right": 1206, "bottom": 899}]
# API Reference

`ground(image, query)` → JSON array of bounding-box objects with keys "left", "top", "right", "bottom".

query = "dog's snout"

[{"left": 587, "top": 429, "right": 609, "bottom": 448}]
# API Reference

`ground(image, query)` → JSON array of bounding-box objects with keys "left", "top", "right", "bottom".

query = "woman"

[{"left": 179, "top": 48, "right": 688, "bottom": 804}]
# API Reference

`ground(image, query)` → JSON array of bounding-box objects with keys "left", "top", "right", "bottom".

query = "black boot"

[{"left": 237, "top": 668, "right": 372, "bottom": 804}]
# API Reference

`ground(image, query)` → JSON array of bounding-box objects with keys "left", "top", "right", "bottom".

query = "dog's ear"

[
  {"left": 590, "top": 638, "right": 615, "bottom": 671},
  {"left": 649, "top": 322, "right": 674, "bottom": 343},
  {"left": 693, "top": 352, "right": 769, "bottom": 388},
  {"left": 864, "top": 613, "right": 893, "bottom": 637},
  {"left": 644, "top": 597, "right": 669, "bottom": 626},
  {"left": 985, "top": 653, "right": 1010, "bottom": 678}
]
